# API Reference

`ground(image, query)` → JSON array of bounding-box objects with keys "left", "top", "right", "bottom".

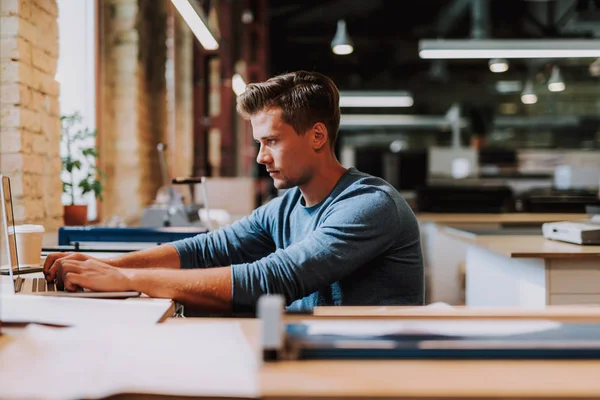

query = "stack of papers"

[
  {"left": 0, "top": 322, "right": 258, "bottom": 399},
  {"left": 303, "top": 319, "right": 562, "bottom": 336},
  {"left": 0, "top": 293, "right": 173, "bottom": 326}
]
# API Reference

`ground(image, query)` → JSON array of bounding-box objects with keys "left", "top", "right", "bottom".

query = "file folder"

[{"left": 277, "top": 319, "right": 600, "bottom": 360}]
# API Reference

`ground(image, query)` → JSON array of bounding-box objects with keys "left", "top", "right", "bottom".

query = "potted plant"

[{"left": 60, "top": 112, "right": 104, "bottom": 226}]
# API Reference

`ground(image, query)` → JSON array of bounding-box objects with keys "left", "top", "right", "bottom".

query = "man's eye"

[{"left": 268, "top": 139, "right": 277, "bottom": 145}]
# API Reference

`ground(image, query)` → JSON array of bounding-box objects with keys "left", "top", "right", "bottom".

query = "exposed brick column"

[
  {"left": 139, "top": 0, "right": 167, "bottom": 210},
  {"left": 172, "top": 10, "right": 194, "bottom": 179},
  {"left": 99, "top": 0, "right": 167, "bottom": 224},
  {"left": 0, "top": 0, "right": 63, "bottom": 231}
]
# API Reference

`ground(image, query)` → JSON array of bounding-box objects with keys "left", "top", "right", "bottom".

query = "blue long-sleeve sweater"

[{"left": 171, "top": 167, "right": 424, "bottom": 312}]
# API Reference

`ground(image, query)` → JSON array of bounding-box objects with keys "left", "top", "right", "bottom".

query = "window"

[{"left": 56, "top": 0, "right": 97, "bottom": 220}]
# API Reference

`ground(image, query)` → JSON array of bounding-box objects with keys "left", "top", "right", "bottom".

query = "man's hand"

[
  {"left": 43, "top": 252, "right": 108, "bottom": 282},
  {"left": 56, "top": 258, "right": 135, "bottom": 292}
]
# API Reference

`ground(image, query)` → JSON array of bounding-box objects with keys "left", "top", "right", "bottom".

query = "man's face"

[{"left": 251, "top": 108, "right": 316, "bottom": 190}]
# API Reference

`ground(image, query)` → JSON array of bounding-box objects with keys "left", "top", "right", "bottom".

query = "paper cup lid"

[{"left": 14, "top": 224, "right": 45, "bottom": 233}]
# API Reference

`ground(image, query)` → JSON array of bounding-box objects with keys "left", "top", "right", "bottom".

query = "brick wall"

[
  {"left": 0, "top": 0, "right": 62, "bottom": 233},
  {"left": 99, "top": 0, "right": 167, "bottom": 224},
  {"left": 140, "top": 0, "right": 167, "bottom": 202},
  {"left": 172, "top": 11, "right": 194, "bottom": 179}
]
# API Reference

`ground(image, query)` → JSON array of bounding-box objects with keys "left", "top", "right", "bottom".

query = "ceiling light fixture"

[
  {"left": 520, "top": 80, "right": 538, "bottom": 104},
  {"left": 547, "top": 66, "right": 565, "bottom": 92},
  {"left": 331, "top": 20, "right": 354, "bottom": 55},
  {"left": 232, "top": 74, "right": 247, "bottom": 96},
  {"left": 339, "top": 91, "right": 414, "bottom": 107},
  {"left": 340, "top": 114, "right": 469, "bottom": 128},
  {"left": 170, "top": 0, "right": 219, "bottom": 50},
  {"left": 489, "top": 58, "right": 509, "bottom": 73},
  {"left": 419, "top": 39, "right": 600, "bottom": 59},
  {"left": 591, "top": 58, "right": 600, "bottom": 77}
]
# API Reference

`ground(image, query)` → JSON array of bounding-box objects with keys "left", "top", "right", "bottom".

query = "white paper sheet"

[
  {"left": 0, "top": 293, "right": 173, "bottom": 326},
  {"left": 0, "top": 322, "right": 259, "bottom": 400},
  {"left": 303, "top": 319, "right": 562, "bottom": 337}
]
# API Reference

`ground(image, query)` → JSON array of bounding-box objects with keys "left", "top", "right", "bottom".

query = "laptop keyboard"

[{"left": 14, "top": 277, "right": 58, "bottom": 293}]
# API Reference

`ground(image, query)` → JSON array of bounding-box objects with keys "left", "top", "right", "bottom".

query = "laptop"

[{"left": 1, "top": 175, "right": 140, "bottom": 298}]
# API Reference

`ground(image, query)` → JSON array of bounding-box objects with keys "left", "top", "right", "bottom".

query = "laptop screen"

[{"left": 1, "top": 175, "right": 20, "bottom": 279}]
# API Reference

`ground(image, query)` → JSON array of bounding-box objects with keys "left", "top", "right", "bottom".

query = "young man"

[{"left": 44, "top": 71, "right": 424, "bottom": 312}]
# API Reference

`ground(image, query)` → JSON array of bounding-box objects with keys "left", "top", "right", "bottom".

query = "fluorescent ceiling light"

[
  {"left": 339, "top": 92, "right": 414, "bottom": 107},
  {"left": 232, "top": 74, "right": 247, "bottom": 96},
  {"left": 171, "top": 0, "right": 219, "bottom": 50},
  {"left": 340, "top": 114, "right": 469, "bottom": 128},
  {"left": 419, "top": 39, "right": 600, "bottom": 59}
]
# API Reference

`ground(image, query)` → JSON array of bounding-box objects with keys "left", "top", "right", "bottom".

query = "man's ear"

[{"left": 312, "top": 122, "right": 328, "bottom": 150}]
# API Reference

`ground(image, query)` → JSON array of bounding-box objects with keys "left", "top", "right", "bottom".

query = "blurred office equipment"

[
  {"left": 542, "top": 202, "right": 600, "bottom": 245},
  {"left": 354, "top": 148, "right": 383, "bottom": 180},
  {"left": 478, "top": 148, "right": 517, "bottom": 174},
  {"left": 543, "top": 220, "right": 600, "bottom": 245},
  {"left": 393, "top": 149, "right": 428, "bottom": 191},
  {"left": 193, "top": 177, "right": 257, "bottom": 226},
  {"left": 141, "top": 143, "right": 204, "bottom": 228},
  {"left": 520, "top": 187, "right": 600, "bottom": 213},
  {"left": 428, "top": 147, "right": 479, "bottom": 180},
  {"left": 419, "top": 147, "right": 514, "bottom": 213},
  {"left": 416, "top": 185, "right": 514, "bottom": 213},
  {"left": 554, "top": 165, "right": 600, "bottom": 190}
]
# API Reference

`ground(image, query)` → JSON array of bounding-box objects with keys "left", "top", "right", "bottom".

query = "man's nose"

[{"left": 256, "top": 146, "right": 271, "bottom": 165}]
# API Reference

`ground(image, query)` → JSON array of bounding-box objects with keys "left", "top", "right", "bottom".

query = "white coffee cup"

[{"left": 14, "top": 224, "right": 45, "bottom": 267}]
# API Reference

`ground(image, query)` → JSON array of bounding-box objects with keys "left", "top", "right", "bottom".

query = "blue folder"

[
  {"left": 58, "top": 226, "right": 207, "bottom": 246},
  {"left": 283, "top": 320, "right": 600, "bottom": 360}
]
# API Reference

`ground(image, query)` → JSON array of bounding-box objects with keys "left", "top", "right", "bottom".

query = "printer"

[{"left": 542, "top": 218, "right": 600, "bottom": 245}]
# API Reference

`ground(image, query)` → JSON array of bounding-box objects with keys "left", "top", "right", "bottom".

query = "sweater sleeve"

[
  {"left": 231, "top": 188, "right": 401, "bottom": 311},
  {"left": 170, "top": 203, "right": 276, "bottom": 269}
]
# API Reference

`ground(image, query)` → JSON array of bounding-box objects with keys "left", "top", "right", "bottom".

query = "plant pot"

[{"left": 63, "top": 205, "right": 88, "bottom": 226}]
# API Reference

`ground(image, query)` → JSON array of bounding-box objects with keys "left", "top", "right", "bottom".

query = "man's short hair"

[{"left": 236, "top": 70, "right": 341, "bottom": 148}]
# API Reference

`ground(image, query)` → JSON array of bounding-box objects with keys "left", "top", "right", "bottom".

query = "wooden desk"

[
  {"left": 169, "top": 311, "right": 600, "bottom": 400},
  {"left": 442, "top": 228, "right": 600, "bottom": 307},
  {"left": 261, "top": 357, "right": 600, "bottom": 399},
  {"left": 416, "top": 213, "right": 588, "bottom": 224},
  {"left": 5, "top": 307, "right": 600, "bottom": 399},
  {"left": 417, "top": 213, "right": 589, "bottom": 305}
]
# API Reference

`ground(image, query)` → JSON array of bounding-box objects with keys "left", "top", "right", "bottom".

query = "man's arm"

[
  {"left": 125, "top": 267, "right": 232, "bottom": 312},
  {"left": 108, "top": 244, "right": 181, "bottom": 269},
  {"left": 44, "top": 243, "right": 181, "bottom": 281},
  {"left": 172, "top": 207, "right": 275, "bottom": 270},
  {"left": 58, "top": 258, "right": 232, "bottom": 312},
  {"left": 45, "top": 201, "right": 278, "bottom": 282}
]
